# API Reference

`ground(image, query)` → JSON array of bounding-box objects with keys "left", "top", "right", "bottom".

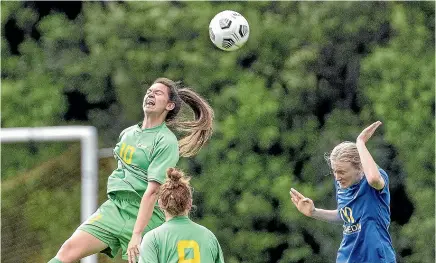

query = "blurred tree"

[{"left": 1, "top": 1, "right": 434, "bottom": 263}]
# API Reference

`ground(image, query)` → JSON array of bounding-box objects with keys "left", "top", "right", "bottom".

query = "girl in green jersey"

[
  {"left": 48, "top": 78, "right": 214, "bottom": 263},
  {"left": 139, "top": 168, "right": 225, "bottom": 263}
]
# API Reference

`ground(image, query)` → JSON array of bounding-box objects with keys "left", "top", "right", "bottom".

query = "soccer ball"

[{"left": 209, "top": 10, "right": 250, "bottom": 51}]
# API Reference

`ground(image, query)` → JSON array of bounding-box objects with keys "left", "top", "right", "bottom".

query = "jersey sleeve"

[
  {"left": 139, "top": 231, "right": 159, "bottom": 263},
  {"left": 148, "top": 135, "right": 179, "bottom": 184},
  {"left": 378, "top": 168, "right": 389, "bottom": 192},
  {"left": 215, "top": 238, "right": 224, "bottom": 263},
  {"left": 118, "top": 126, "right": 131, "bottom": 142},
  {"left": 118, "top": 131, "right": 124, "bottom": 142},
  {"left": 209, "top": 232, "right": 225, "bottom": 263},
  {"left": 215, "top": 240, "right": 225, "bottom": 263}
]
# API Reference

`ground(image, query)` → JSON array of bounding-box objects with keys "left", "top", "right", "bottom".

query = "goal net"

[{"left": 1, "top": 126, "right": 98, "bottom": 263}]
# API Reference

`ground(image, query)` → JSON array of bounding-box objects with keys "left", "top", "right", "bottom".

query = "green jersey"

[
  {"left": 139, "top": 216, "right": 225, "bottom": 263},
  {"left": 107, "top": 122, "right": 179, "bottom": 198}
]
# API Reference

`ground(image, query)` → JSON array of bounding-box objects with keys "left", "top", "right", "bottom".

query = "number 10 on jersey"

[{"left": 119, "top": 143, "right": 135, "bottom": 164}]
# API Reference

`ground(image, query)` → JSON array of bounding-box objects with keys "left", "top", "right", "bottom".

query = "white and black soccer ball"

[{"left": 209, "top": 10, "right": 250, "bottom": 51}]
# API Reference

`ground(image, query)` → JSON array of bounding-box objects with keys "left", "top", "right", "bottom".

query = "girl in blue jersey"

[{"left": 290, "top": 121, "right": 396, "bottom": 263}]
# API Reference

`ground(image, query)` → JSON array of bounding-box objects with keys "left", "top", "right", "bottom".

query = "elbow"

[
  {"left": 144, "top": 190, "right": 159, "bottom": 199},
  {"left": 143, "top": 181, "right": 161, "bottom": 199},
  {"left": 143, "top": 188, "right": 160, "bottom": 200}
]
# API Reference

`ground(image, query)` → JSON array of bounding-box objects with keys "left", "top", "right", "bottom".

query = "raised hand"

[
  {"left": 290, "top": 188, "right": 315, "bottom": 217},
  {"left": 357, "top": 121, "right": 382, "bottom": 144}
]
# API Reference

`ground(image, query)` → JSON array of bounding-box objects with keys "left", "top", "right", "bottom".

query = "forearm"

[
  {"left": 311, "top": 208, "right": 342, "bottom": 225},
  {"left": 356, "top": 140, "right": 384, "bottom": 189},
  {"left": 133, "top": 193, "right": 158, "bottom": 235}
]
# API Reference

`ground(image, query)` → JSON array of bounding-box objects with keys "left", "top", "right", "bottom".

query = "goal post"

[{"left": 1, "top": 126, "right": 99, "bottom": 263}]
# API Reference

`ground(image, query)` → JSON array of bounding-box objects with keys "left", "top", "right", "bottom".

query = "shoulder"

[
  {"left": 143, "top": 223, "right": 169, "bottom": 241},
  {"left": 117, "top": 125, "right": 137, "bottom": 142},
  {"left": 156, "top": 126, "right": 178, "bottom": 145},
  {"left": 120, "top": 125, "right": 137, "bottom": 136},
  {"left": 142, "top": 228, "right": 158, "bottom": 243},
  {"left": 192, "top": 221, "right": 218, "bottom": 239}
]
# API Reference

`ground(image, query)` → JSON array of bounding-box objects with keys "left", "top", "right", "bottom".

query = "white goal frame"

[{"left": 1, "top": 126, "right": 99, "bottom": 263}]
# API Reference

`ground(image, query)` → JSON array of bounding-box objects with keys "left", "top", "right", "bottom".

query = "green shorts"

[{"left": 78, "top": 191, "right": 165, "bottom": 260}]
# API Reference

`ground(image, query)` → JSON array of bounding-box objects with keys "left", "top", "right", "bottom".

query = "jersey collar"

[
  {"left": 137, "top": 122, "right": 166, "bottom": 132},
  {"left": 168, "top": 215, "right": 190, "bottom": 222}
]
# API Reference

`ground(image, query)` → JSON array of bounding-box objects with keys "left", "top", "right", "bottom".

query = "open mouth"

[{"left": 145, "top": 99, "right": 155, "bottom": 106}]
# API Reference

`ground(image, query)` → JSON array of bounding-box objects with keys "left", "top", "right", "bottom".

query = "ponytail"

[
  {"left": 173, "top": 88, "right": 214, "bottom": 157},
  {"left": 159, "top": 168, "right": 192, "bottom": 216},
  {"left": 153, "top": 78, "right": 214, "bottom": 157}
]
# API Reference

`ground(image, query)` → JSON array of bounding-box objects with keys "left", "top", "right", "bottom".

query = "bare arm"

[
  {"left": 133, "top": 181, "right": 161, "bottom": 234},
  {"left": 356, "top": 121, "right": 385, "bottom": 190},
  {"left": 312, "top": 208, "right": 342, "bottom": 225},
  {"left": 290, "top": 188, "right": 342, "bottom": 225},
  {"left": 128, "top": 181, "right": 161, "bottom": 263}
]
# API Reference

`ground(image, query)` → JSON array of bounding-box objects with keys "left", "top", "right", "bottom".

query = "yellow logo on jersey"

[
  {"left": 177, "top": 240, "right": 200, "bottom": 263},
  {"left": 88, "top": 213, "right": 102, "bottom": 224},
  {"left": 340, "top": 207, "right": 355, "bottom": 223},
  {"left": 340, "top": 207, "right": 361, "bottom": 234}
]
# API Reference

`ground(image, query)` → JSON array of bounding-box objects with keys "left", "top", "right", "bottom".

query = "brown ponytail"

[
  {"left": 153, "top": 78, "right": 214, "bottom": 157},
  {"left": 174, "top": 88, "right": 214, "bottom": 157}
]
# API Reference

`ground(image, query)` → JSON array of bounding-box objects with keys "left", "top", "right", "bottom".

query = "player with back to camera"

[
  {"left": 290, "top": 121, "right": 396, "bottom": 263},
  {"left": 139, "top": 167, "right": 225, "bottom": 263},
  {"left": 48, "top": 78, "right": 214, "bottom": 263}
]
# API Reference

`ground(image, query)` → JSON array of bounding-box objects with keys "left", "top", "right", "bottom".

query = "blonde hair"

[
  {"left": 325, "top": 141, "right": 362, "bottom": 171},
  {"left": 159, "top": 168, "right": 192, "bottom": 216}
]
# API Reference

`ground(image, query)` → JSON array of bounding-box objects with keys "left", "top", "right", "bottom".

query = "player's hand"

[
  {"left": 357, "top": 121, "right": 382, "bottom": 144},
  {"left": 127, "top": 233, "right": 142, "bottom": 263},
  {"left": 290, "top": 188, "right": 315, "bottom": 217}
]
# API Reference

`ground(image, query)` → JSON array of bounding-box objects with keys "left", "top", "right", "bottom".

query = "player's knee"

[{"left": 56, "top": 239, "right": 80, "bottom": 263}]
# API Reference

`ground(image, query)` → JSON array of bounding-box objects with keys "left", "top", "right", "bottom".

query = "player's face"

[
  {"left": 143, "top": 83, "right": 175, "bottom": 115},
  {"left": 331, "top": 161, "right": 361, "bottom": 189}
]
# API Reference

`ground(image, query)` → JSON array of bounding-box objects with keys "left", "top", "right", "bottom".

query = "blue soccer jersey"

[{"left": 335, "top": 168, "right": 396, "bottom": 263}]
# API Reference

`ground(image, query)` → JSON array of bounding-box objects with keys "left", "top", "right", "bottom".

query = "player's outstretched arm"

[
  {"left": 356, "top": 121, "right": 385, "bottom": 190},
  {"left": 128, "top": 182, "right": 161, "bottom": 263},
  {"left": 290, "top": 188, "right": 342, "bottom": 225}
]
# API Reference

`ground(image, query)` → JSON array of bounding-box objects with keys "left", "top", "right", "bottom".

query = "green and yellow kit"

[
  {"left": 79, "top": 122, "right": 179, "bottom": 260},
  {"left": 139, "top": 216, "right": 225, "bottom": 263}
]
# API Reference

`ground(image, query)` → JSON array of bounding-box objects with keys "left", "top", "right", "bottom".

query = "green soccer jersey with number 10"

[
  {"left": 107, "top": 122, "right": 179, "bottom": 198},
  {"left": 139, "top": 216, "right": 225, "bottom": 263}
]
